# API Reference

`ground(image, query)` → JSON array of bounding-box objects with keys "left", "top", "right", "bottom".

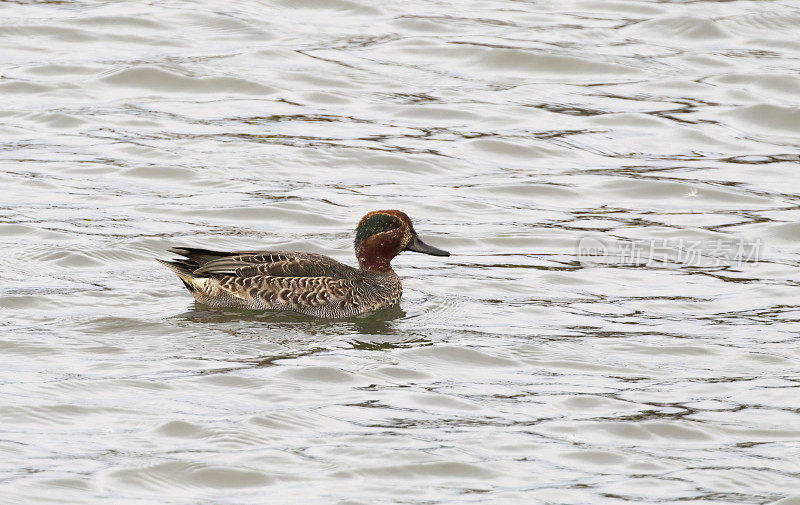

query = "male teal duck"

[{"left": 156, "top": 210, "right": 450, "bottom": 318}]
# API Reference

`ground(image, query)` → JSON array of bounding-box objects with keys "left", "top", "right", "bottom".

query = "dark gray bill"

[{"left": 405, "top": 234, "right": 450, "bottom": 257}]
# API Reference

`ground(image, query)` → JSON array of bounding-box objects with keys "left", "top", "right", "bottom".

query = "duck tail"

[
  {"left": 155, "top": 258, "right": 205, "bottom": 293},
  {"left": 168, "top": 247, "right": 233, "bottom": 264}
]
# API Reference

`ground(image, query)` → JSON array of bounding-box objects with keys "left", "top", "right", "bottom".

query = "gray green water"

[{"left": 3, "top": 0, "right": 800, "bottom": 503}]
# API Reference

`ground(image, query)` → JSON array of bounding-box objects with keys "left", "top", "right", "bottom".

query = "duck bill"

[{"left": 405, "top": 234, "right": 450, "bottom": 257}]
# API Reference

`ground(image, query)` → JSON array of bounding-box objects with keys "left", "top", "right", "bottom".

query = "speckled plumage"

[{"left": 157, "top": 210, "right": 449, "bottom": 318}]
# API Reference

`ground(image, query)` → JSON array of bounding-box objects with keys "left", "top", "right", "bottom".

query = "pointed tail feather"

[
  {"left": 155, "top": 258, "right": 204, "bottom": 293},
  {"left": 168, "top": 247, "right": 236, "bottom": 264}
]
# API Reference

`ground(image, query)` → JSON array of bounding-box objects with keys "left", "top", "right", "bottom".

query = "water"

[{"left": 2, "top": 0, "right": 800, "bottom": 503}]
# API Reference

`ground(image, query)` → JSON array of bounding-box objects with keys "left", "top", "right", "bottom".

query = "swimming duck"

[{"left": 156, "top": 210, "right": 450, "bottom": 318}]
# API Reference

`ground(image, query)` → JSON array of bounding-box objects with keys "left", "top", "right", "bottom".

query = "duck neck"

[
  {"left": 355, "top": 230, "right": 405, "bottom": 274},
  {"left": 357, "top": 254, "right": 395, "bottom": 273}
]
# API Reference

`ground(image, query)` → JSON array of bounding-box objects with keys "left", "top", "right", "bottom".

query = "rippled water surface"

[{"left": 3, "top": 0, "right": 800, "bottom": 503}]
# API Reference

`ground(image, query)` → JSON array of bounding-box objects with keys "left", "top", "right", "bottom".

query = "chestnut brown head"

[{"left": 354, "top": 210, "right": 449, "bottom": 272}]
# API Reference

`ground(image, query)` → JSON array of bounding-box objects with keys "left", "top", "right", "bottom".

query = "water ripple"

[{"left": 2, "top": 0, "right": 800, "bottom": 504}]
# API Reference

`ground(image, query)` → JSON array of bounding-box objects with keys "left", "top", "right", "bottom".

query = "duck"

[{"left": 156, "top": 209, "right": 450, "bottom": 318}]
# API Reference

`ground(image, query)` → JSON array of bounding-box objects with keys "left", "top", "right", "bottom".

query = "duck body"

[
  {"left": 157, "top": 210, "right": 449, "bottom": 318},
  {"left": 158, "top": 248, "right": 403, "bottom": 317}
]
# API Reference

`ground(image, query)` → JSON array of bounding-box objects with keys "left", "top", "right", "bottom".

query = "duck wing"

[{"left": 169, "top": 247, "right": 359, "bottom": 279}]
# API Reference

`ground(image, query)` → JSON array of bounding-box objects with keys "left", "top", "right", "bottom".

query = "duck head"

[{"left": 354, "top": 210, "right": 449, "bottom": 272}]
